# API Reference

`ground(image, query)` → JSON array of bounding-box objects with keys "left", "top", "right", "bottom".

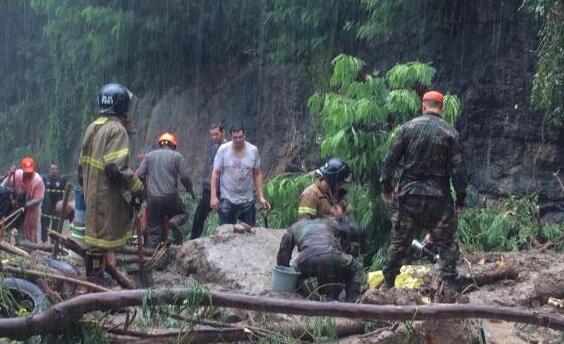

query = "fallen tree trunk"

[
  {"left": 18, "top": 242, "right": 154, "bottom": 257},
  {"left": 48, "top": 230, "right": 135, "bottom": 289},
  {"left": 17, "top": 241, "right": 52, "bottom": 253},
  {"left": 0, "top": 288, "right": 563, "bottom": 339},
  {"left": 107, "top": 320, "right": 367, "bottom": 343},
  {"left": 2, "top": 265, "right": 110, "bottom": 292},
  {"left": 48, "top": 231, "right": 86, "bottom": 257},
  {"left": 108, "top": 326, "right": 252, "bottom": 343},
  {"left": 105, "top": 263, "right": 136, "bottom": 289},
  {"left": 0, "top": 241, "right": 30, "bottom": 258},
  {"left": 460, "top": 266, "right": 519, "bottom": 287}
]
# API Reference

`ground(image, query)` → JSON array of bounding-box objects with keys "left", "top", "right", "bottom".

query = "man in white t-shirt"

[{"left": 210, "top": 126, "right": 270, "bottom": 226}]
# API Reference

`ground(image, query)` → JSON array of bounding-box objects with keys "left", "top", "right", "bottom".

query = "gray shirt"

[
  {"left": 137, "top": 147, "right": 191, "bottom": 198},
  {"left": 202, "top": 142, "right": 220, "bottom": 190},
  {"left": 213, "top": 141, "right": 260, "bottom": 204}
]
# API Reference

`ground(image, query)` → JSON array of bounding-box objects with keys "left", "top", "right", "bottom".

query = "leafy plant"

[
  {"left": 521, "top": 0, "right": 564, "bottom": 129},
  {"left": 458, "top": 195, "right": 563, "bottom": 252},
  {"left": 267, "top": 54, "right": 461, "bottom": 270}
]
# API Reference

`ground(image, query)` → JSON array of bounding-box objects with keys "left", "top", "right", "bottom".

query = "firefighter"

[
  {"left": 79, "top": 83, "right": 144, "bottom": 279},
  {"left": 137, "top": 132, "right": 194, "bottom": 247},
  {"left": 297, "top": 158, "right": 351, "bottom": 220}
]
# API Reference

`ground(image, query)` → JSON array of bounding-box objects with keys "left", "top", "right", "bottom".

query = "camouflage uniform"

[
  {"left": 380, "top": 112, "right": 467, "bottom": 286},
  {"left": 277, "top": 218, "right": 363, "bottom": 302},
  {"left": 297, "top": 179, "right": 347, "bottom": 219}
]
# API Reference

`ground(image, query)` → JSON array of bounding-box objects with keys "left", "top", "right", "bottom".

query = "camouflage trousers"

[
  {"left": 383, "top": 195, "right": 459, "bottom": 284},
  {"left": 297, "top": 252, "right": 364, "bottom": 302}
]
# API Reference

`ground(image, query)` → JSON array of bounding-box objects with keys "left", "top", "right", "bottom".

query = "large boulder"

[{"left": 175, "top": 225, "right": 286, "bottom": 295}]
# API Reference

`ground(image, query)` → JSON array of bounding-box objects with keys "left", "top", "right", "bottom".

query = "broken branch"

[{"left": 0, "top": 288, "right": 563, "bottom": 339}]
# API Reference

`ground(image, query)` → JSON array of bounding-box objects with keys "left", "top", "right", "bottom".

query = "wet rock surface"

[{"left": 175, "top": 225, "right": 286, "bottom": 295}]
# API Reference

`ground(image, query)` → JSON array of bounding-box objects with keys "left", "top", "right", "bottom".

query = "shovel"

[{"left": 134, "top": 207, "right": 153, "bottom": 287}]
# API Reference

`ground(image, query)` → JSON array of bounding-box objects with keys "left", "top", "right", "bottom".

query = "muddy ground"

[{"left": 101, "top": 225, "right": 564, "bottom": 343}]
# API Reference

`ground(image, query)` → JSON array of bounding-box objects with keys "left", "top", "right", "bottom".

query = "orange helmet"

[
  {"left": 158, "top": 132, "right": 177, "bottom": 148},
  {"left": 20, "top": 156, "right": 36, "bottom": 173}
]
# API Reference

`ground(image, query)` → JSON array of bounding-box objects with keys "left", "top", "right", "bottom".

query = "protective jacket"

[
  {"left": 79, "top": 116, "right": 143, "bottom": 249},
  {"left": 297, "top": 179, "right": 347, "bottom": 219},
  {"left": 380, "top": 112, "right": 468, "bottom": 206}
]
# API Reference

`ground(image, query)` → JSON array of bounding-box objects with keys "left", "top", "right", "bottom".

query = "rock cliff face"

[
  {"left": 128, "top": 0, "right": 562, "bottom": 222},
  {"left": 129, "top": 63, "right": 316, "bottom": 191}
]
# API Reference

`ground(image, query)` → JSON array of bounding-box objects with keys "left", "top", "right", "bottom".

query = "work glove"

[
  {"left": 105, "top": 163, "right": 125, "bottom": 188},
  {"left": 131, "top": 189, "right": 145, "bottom": 211}
]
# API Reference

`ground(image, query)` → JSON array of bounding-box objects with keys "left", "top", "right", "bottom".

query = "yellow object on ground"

[{"left": 367, "top": 265, "right": 431, "bottom": 289}]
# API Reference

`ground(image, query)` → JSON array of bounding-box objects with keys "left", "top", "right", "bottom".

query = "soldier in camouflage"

[
  {"left": 276, "top": 217, "right": 364, "bottom": 302},
  {"left": 379, "top": 91, "right": 468, "bottom": 296}
]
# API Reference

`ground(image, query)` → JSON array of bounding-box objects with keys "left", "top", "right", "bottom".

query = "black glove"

[
  {"left": 105, "top": 163, "right": 124, "bottom": 188},
  {"left": 131, "top": 189, "right": 145, "bottom": 211}
]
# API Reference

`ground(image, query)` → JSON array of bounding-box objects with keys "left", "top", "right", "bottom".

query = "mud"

[
  {"left": 360, "top": 288, "right": 425, "bottom": 305},
  {"left": 156, "top": 230, "right": 564, "bottom": 343}
]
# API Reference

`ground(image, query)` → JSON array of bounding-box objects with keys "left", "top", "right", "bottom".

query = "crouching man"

[{"left": 276, "top": 218, "right": 364, "bottom": 302}]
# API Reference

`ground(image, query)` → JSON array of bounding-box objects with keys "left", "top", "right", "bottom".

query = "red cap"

[
  {"left": 20, "top": 156, "right": 36, "bottom": 173},
  {"left": 422, "top": 91, "right": 444, "bottom": 103}
]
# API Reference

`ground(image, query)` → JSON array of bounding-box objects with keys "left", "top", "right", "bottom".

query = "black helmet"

[
  {"left": 316, "top": 158, "right": 352, "bottom": 187},
  {"left": 98, "top": 83, "right": 130, "bottom": 116}
]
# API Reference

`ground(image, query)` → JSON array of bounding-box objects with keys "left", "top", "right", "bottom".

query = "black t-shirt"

[{"left": 42, "top": 175, "right": 67, "bottom": 214}]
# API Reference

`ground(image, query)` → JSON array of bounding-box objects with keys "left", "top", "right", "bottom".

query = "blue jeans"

[{"left": 218, "top": 199, "right": 256, "bottom": 226}]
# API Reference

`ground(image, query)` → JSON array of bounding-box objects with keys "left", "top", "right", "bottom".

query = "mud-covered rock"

[{"left": 175, "top": 225, "right": 286, "bottom": 295}]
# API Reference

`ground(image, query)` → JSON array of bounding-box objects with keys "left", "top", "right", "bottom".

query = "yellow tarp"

[{"left": 368, "top": 265, "right": 431, "bottom": 289}]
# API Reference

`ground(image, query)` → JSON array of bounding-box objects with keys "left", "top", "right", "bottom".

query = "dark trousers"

[
  {"left": 40, "top": 213, "right": 59, "bottom": 243},
  {"left": 146, "top": 194, "right": 187, "bottom": 248},
  {"left": 297, "top": 252, "right": 363, "bottom": 302},
  {"left": 191, "top": 188, "right": 212, "bottom": 239},
  {"left": 383, "top": 195, "right": 459, "bottom": 284},
  {"left": 218, "top": 199, "right": 256, "bottom": 226}
]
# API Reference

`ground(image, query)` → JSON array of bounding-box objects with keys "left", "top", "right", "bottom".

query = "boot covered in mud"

[
  {"left": 381, "top": 272, "right": 397, "bottom": 290},
  {"left": 85, "top": 249, "right": 107, "bottom": 285},
  {"left": 434, "top": 277, "right": 463, "bottom": 303}
]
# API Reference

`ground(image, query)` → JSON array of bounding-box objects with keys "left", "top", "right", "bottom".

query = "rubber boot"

[
  {"left": 381, "top": 272, "right": 396, "bottom": 290},
  {"left": 345, "top": 281, "right": 361, "bottom": 303},
  {"left": 435, "top": 277, "right": 460, "bottom": 303},
  {"left": 85, "top": 249, "right": 106, "bottom": 284}
]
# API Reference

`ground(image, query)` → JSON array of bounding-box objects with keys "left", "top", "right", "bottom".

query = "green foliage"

[
  {"left": 356, "top": 0, "right": 447, "bottom": 40},
  {"left": 266, "top": 1, "right": 362, "bottom": 64},
  {"left": 44, "top": 320, "right": 108, "bottom": 344},
  {"left": 522, "top": 0, "right": 564, "bottom": 128},
  {"left": 266, "top": 55, "right": 460, "bottom": 270},
  {"left": 310, "top": 55, "right": 460, "bottom": 183},
  {"left": 264, "top": 173, "right": 314, "bottom": 227},
  {"left": 459, "top": 195, "right": 563, "bottom": 252},
  {"left": 385, "top": 62, "right": 436, "bottom": 90},
  {"left": 179, "top": 193, "right": 219, "bottom": 239}
]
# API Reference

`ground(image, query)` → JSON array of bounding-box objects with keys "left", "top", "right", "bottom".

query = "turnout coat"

[{"left": 79, "top": 116, "right": 143, "bottom": 249}]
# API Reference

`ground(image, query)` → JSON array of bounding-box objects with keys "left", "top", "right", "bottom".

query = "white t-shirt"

[{"left": 213, "top": 141, "right": 260, "bottom": 204}]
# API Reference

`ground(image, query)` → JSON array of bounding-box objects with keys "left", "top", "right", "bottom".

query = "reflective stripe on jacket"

[{"left": 79, "top": 116, "right": 143, "bottom": 249}]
